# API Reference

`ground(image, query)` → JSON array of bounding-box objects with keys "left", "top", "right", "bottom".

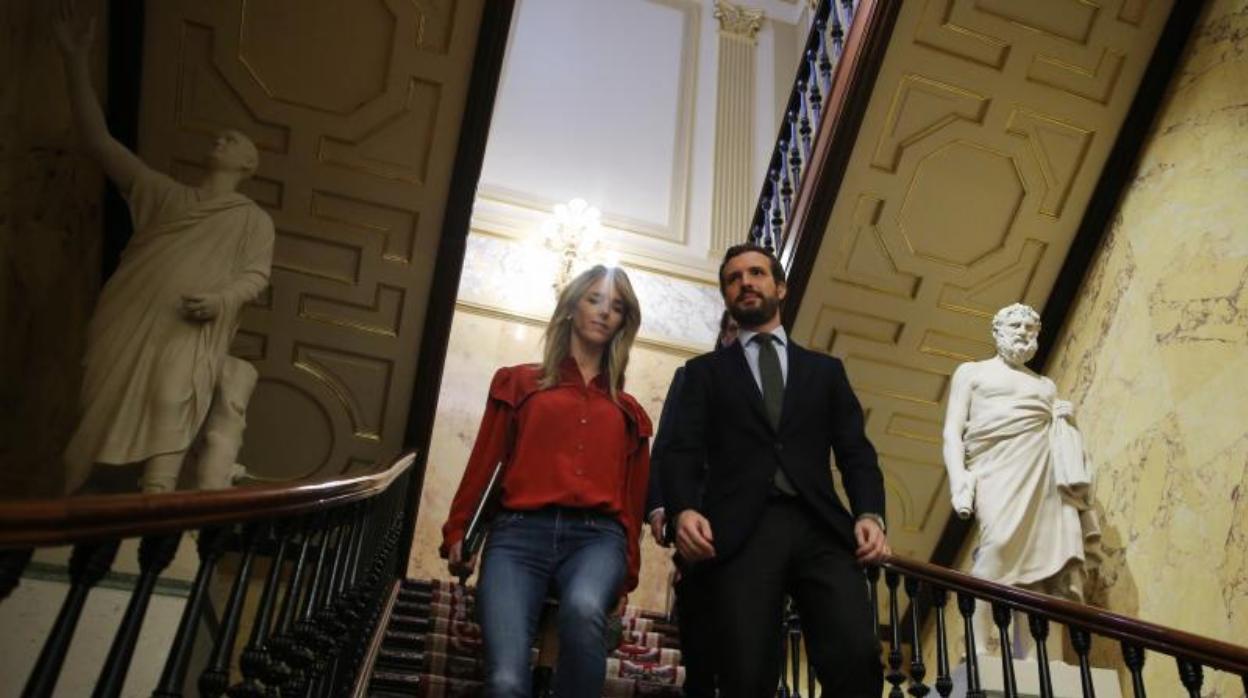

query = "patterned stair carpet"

[{"left": 367, "top": 579, "right": 686, "bottom": 697}]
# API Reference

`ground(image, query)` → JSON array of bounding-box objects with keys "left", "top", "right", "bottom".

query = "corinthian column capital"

[{"left": 714, "top": 1, "right": 765, "bottom": 43}]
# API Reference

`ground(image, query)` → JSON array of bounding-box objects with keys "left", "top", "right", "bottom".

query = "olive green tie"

[{"left": 754, "top": 333, "right": 798, "bottom": 496}]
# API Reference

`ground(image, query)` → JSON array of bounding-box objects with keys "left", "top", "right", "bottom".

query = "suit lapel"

[
  {"left": 724, "top": 341, "right": 773, "bottom": 431},
  {"left": 779, "top": 339, "right": 810, "bottom": 433}
]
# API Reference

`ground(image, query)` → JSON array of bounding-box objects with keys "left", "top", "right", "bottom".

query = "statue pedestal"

[{"left": 951, "top": 655, "right": 1121, "bottom": 697}]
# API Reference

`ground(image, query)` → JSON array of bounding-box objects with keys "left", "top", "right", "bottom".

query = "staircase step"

[{"left": 369, "top": 669, "right": 483, "bottom": 697}]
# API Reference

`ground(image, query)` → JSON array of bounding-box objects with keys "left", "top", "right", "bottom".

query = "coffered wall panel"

[
  {"left": 791, "top": 0, "right": 1175, "bottom": 558},
  {"left": 137, "top": 0, "right": 485, "bottom": 480}
]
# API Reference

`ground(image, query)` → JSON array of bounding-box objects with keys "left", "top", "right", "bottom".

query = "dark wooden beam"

[{"left": 397, "top": 0, "right": 517, "bottom": 569}]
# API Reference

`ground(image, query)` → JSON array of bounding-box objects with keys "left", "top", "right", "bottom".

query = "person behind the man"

[
  {"left": 644, "top": 310, "right": 737, "bottom": 698},
  {"left": 55, "top": 2, "right": 274, "bottom": 493},
  {"left": 662, "top": 244, "right": 889, "bottom": 697}
]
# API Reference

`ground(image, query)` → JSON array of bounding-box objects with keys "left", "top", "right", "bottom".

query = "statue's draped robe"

[
  {"left": 64, "top": 167, "right": 274, "bottom": 491},
  {"left": 963, "top": 377, "right": 1097, "bottom": 597}
]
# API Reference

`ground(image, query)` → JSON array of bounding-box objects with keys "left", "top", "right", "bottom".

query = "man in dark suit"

[
  {"left": 663, "top": 244, "right": 889, "bottom": 697},
  {"left": 645, "top": 311, "right": 737, "bottom": 698}
]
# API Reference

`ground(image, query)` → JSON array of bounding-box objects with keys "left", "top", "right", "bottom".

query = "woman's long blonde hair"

[{"left": 540, "top": 265, "right": 641, "bottom": 400}]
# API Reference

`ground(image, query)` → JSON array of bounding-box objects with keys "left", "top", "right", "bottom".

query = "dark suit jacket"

[
  {"left": 645, "top": 367, "right": 686, "bottom": 518},
  {"left": 661, "top": 337, "right": 884, "bottom": 561}
]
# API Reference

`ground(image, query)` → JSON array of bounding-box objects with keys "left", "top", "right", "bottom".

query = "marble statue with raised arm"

[
  {"left": 54, "top": 1, "right": 274, "bottom": 494},
  {"left": 943, "top": 303, "right": 1101, "bottom": 654}
]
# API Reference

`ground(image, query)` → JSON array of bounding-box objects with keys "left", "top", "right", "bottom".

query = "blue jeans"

[{"left": 476, "top": 506, "right": 628, "bottom": 698}]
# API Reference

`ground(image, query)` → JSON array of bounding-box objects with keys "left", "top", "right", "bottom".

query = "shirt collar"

[
  {"left": 557, "top": 355, "right": 610, "bottom": 390},
  {"left": 737, "top": 325, "right": 788, "bottom": 349}
]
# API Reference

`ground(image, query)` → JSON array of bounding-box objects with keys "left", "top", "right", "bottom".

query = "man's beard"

[
  {"left": 729, "top": 292, "right": 781, "bottom": 327},
  {"left": 996, "top": 336, "right": 1038, "bottom": 366}
]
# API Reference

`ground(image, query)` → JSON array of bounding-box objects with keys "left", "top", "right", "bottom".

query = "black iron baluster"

[
  {"left": 866, "top": 566, "right": 881, "bottom": 639},
  {"left": 759, "top": 181, "right": 775, "bottom": 251},
  {"left": 303, "top": 522, "right": 340, "bottom": 695},
  {"left": 330, "top": 505, "right": 370, "bottom": 696},
  {"left": 991, "top": 603, "right": 1018, "bottom": 697},
  {"left": 230, "top": 522, "right": 288, "bottom": 697},
  {"left": 956, "top": 593, "right": 984, "bottom": 698},
  {"left": 268, "top": 520, "right": 314, "bottom": 692},
  {"left": 93, "top": 533, "right": 181, "bottom": 698},
  {"left": 1, "top": 548, "right": 33, "bottom": 602},
  {"left": 286, "top": 520, "right": 333, "bottom": 695},
  {"left": 777, "top": 618, "right": 791, "bottom": 698},
  {"left": 787, "top": 117, "right": 804, "bottom": 191},
  {"left": 23, "top": 539, "right": 120, "bottom": 698},
  {"left": 930, "top": 587, "right": 952, "bottom": 697},
  {"left": 807, "top": 661, "right": 817, "bottom": 698},
  {"left": 807, "top": 48, "right": 824, "bottom": 122},
  {"left": 1068, "top": 626, "right": 1095, "bottom": 698},
  {"left": 199, "top": 524, "right": 260, "bottom": 698},
  {"left": 839, "top": 0, "right": 856, "bottom": 39},
  {"left": 788, "top": 605, "right": 803, "bottom": 697},
  {"left": 816, "top": 14, "right": 833, "bottom": 87},
  {"left": 318, "top": 513, "right": 361, "bottom": 696},
  {"left": 1028, "top": 615, "right": 1054, "bottom": 698},
  {"left": 778, "top": 143, "right": 794, "bottom": 220},
  {"left": 1176, "top": 658, "right": 1202, "bottom": 698},
  {"left": 885, "top": 570, "right": 905, "bottom": 698},
  {"left": 829, "top": 8, "right": 846, "bottom": 59},
  {"left": 153, "top": 526, "right": 228, "bottom": 698},
  {"left": 1121, "top": 642, "right": 1146, "bottom": 698},
  {"left": 904, "top": 577, "right": 929, "bottom": 697},
  {"left": 796, "top": 81, "right": 813, "bottom": 157},
  {"left": 768, "top": 166, "right": 783, "bottom": 249}
]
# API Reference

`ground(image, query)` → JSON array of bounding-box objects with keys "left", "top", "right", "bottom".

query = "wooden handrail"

[
  {"left": 0, "top": 452, "right": 416, "bottom": 549},
  {"left": 881, "top": 555, "right": 1248, "bottom": 676}
]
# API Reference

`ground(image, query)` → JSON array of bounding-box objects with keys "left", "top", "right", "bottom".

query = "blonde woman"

[{"left": 440, "top": 265, "right": 652, "bottom": 697}]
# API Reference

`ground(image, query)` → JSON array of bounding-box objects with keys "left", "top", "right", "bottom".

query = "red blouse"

[{"left": 440, "top": 358, "right": 653, "bottom": 591}]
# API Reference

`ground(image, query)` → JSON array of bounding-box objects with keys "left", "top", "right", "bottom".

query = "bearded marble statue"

[
  {"left": 942, "top": 304, "right": 1101, "bottom": 653},
  {"left": 55, "top": 4, "right": 273, "bottom": 494}
]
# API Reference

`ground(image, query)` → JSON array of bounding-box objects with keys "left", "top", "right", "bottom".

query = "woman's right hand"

[{"left": 447, "top": 540, "right": 479, "bottom": 580}]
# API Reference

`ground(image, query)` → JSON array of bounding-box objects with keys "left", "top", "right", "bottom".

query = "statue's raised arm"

[
  {"left": 53, "top": 0, "right": 147, "bottom": 192},
  {"left": 56, "top": 0, "right": 273, "bottom": 496}
]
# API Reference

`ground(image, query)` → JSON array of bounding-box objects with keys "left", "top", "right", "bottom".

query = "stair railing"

[
  {"left": 776, "top": 554, "right": 1248, "bottom": 697},
  {"left": 874, "top": 555, "right": 1248, "bottom": 698},
  {"left": 0, "top": 452, "right": 416, "bottom": 698},
  {"left": 746, "top": 0, "right": 898, "bottom": 264}
]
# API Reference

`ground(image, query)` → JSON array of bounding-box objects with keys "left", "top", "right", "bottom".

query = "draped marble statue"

[
  {"left": 55, "top": 4, "right": 273, "bottom": 493},
  {"left": 943, "top": 303, "right": 1100, "bottom": 654}
]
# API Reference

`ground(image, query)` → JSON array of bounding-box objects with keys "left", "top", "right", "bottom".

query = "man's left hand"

[{"left": 854, "top": 517, "right": 890, "bottom": 565}]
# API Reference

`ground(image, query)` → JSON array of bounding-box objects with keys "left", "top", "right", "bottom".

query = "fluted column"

[{"left": 710, "top": 1, "right": 765, "bottom": 255}]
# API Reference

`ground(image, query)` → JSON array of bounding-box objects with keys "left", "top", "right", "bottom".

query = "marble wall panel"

[
  {"left": 1, "top": 0, "right": 109, "bottom": 497},
  {"left": 457, "top": 232, "right": 724, "bottom": 350},
  {"left": 1041, "top": 0, "right": 1248, "bottom": 691}
]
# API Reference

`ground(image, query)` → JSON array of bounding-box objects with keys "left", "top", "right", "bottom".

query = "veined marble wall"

[
  {"left": 1, "top": 0, "right": 108, "bottom": 498},
  {"left": 407, "top": 303, "right": 696, "bottom": 611},
  {"left": 1042, "top": 0, "right": 1248, "bottom": 692}
]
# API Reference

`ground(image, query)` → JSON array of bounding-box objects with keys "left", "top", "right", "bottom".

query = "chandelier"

[{"left": 540, "top": 198, "right": 607, "bottom": 294}]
